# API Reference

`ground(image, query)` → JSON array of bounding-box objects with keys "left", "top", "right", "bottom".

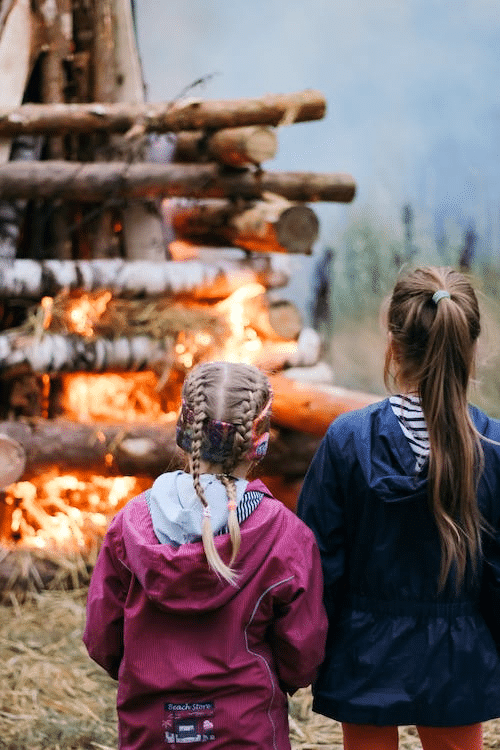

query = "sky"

[{"left": 133, "top": 0, "right": 500, "bottom": 312}]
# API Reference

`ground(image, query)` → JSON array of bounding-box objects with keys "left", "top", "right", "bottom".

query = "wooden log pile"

[{"left": 0, "top": 1, "right": 376, "bottom": 583}]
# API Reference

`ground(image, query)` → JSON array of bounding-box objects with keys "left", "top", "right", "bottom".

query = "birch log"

[
  {"left": 0, "top": 257, "right": 289, "bottom": 299},
  {"left": 173, "top": 126, "right": 278, "bottom": 167},
  {"left": 0, "top": 331, "right": 174, "bottom": 375},
  {"left": 0, "top": 90, "right": 326, "bottom": 136},
  {"left": 0, "top": 161, "right": 356, "bottom": 203}
]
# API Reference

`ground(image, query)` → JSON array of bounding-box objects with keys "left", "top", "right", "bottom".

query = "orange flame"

[
  {"left": 66, "top": 291, "right": 112, "bottom": 337},
  {"left": 8, "top": 281, "right": 300, "bottom": 552}
]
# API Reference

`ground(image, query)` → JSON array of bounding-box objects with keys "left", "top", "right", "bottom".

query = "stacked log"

[
  {"left": 0, "top": 374, "right": 379, "bottom": 479},
  {"left": 0, "top": 1, "right": 371, "bottom": 575}
]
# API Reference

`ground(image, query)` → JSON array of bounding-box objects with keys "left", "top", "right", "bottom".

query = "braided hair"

[{"left": 178, "top": 361, "right": 272, "bottom": 585}]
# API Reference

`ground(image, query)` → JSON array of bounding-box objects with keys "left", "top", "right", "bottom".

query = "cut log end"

[{"left": 275, "top": 205, "right": 319, "bottom": 254}]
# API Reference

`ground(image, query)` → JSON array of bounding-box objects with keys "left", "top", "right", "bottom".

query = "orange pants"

[{"left": 342, "top": 722, "right": 483, "bottom": 750}]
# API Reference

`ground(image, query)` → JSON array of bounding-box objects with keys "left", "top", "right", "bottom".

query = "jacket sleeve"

[
  {"left": 296, "top": 426, "right": 346, "bottom": 622},
  {"left": 82, "top": 515, "right": 131, "bottom": 680},
  {"left": 268, "top": 523, "right": 328, "bottom": 694}
]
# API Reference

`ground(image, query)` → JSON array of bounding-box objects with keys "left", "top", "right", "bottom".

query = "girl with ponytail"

[
  {"left": 84, "top": 360, "right": 327, "bottom": 750},
  {"left": 298, "top": 267, "right": 500, "bottom": 750}
]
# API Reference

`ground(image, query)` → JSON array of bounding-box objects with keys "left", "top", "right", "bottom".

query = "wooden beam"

[
  {"left": 0, "top": 161, "right": 356, "bottom": 202},
  {"left": 0, "top": 89, "right": 326, "bottom": 136}
]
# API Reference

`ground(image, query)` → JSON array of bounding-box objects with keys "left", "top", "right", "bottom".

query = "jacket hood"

[
  {"left": 113, "top": 476, "right": 280, "bottom": 614},
  {"left": 340, "top": 399, "right": 496, "bottom": 505},
  {"left": 340, "top": 399, "right": 429, "bottom": 504},
  {"left": 148, "top": 470, "right": 250, "bottom": 544}
]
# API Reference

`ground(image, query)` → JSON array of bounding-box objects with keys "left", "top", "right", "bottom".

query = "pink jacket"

[{"left": 83, "top": 479, "right": 327, "bottom": 749}]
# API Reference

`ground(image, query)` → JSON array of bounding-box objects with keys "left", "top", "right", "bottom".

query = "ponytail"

[{"left": 385, "top": 267, "right": 484, "bottom": 590}]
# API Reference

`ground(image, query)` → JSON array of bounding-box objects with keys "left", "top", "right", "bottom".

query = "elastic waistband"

[{"left": 350, "top": 594, "right": 478, "bottom": 617}]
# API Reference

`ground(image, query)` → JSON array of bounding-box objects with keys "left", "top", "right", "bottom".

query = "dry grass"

[{"left": 1, "top": 589, "right": 500, "bottom": 749}]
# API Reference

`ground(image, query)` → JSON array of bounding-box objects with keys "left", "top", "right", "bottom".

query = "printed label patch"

[{"left": 163, "top": 702, "right": 215, "bottom": 744}]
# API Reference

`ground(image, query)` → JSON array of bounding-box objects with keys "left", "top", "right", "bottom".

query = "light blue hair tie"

[{"left": 432, "top": 289, "right": 451, "bottom": 305}]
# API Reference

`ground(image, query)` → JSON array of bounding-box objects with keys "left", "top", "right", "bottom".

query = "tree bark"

[
  {"left": 110, "top": 0, "right": 168, "bottom": 263},
  {"left": 173, "top": 126, "right": 278, "bottom": 167},
  {"left": 0, "top": 256, "right": 289, "bottom": 299},
  {"left": 0, "top": 417, "right": 322, "bottom": 481},
  {"left": 170, "top": 198, "right": 319, "bottom": 254},
  {"left": 0, "top": 331, "right": 174, "bottom": 375},
  {"left": 0, "top": 161, "right": 356, "bottom": 203},
  {"left": 0, "top": 89, "right": 326, "bottom": 136},
  {"left": 93, "top": 0, "right": 115, "bottom": 104},
  {"left": 40, "top": 0, "right": 73, "bottom": 258}
]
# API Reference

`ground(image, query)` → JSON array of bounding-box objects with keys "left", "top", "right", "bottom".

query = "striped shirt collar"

[{"left": 389, "top": 394, "right": 430, "bottom": 472}]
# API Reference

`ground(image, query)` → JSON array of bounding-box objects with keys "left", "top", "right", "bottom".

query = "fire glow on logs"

[{"left": 0, "top": 282, "right": 303, "bottom": 571}]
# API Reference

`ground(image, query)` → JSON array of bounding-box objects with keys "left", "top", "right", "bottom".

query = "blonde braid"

[
  {"left": 219, "top": 374, "right": 266, "bottom": 566},
  {"left": 218, "top": 473, "right": 240, "bottom": 565},
  {"left": 180, "top": 362, "right": 272, "bottom": 587},
  {"left": 186, "top": 366, "right": 238, "bottom": 586}
]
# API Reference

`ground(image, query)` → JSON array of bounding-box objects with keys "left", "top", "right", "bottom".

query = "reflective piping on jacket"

[{"left": 244, "top": 576, "right": 295, "bottom": 750}]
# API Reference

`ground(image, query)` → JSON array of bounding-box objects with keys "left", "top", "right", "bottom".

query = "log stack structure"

[{"left": 0, "top": 0, "right": 377, "bottom": 591}]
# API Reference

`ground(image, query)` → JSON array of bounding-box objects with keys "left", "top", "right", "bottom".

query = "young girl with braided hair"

[
  {"left": 84, "top": 360, "right": 327, "bottom": 750},
  {"left": 298, "top": 266, "right": 500, "bottom": 750}
]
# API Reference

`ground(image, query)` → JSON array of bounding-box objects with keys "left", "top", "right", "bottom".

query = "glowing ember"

[
  {"left": 60, "top": 372, "right": 177, "bottom": 423},
  {"left": 66, "top": 291, "right": 112, "bottom": 336},
  {"left": 7, "top": 280, "right": 300, "bottom": 555},
  {"left": 1, "top": 471, "right": 151, "bottom": 552}
]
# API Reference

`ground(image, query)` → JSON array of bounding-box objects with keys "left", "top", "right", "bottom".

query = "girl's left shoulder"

[{"left": 470, "top": 404, "right": 500, "bottom": 442}]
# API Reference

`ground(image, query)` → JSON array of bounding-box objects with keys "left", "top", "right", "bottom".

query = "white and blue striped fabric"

[{"left": 390, "top": 394, "right": 430, "bottom": 472}]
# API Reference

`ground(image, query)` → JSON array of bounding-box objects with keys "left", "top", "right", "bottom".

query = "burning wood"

[
  {"left": 0, "top": 89, "right": 327, "bottom": 137},
  {"left": 0, "top": 160, "right": 357, "bottom": 203},
  {"left": 169, "top": 197, "right": 319, "bottom": 254},
  {"left": 0, "top": 417, "right": 320, "bottom": 486}
]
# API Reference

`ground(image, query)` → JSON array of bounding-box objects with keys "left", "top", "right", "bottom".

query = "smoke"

[{"left": 134, "top": 0, "right": 500, "bottom": 296}]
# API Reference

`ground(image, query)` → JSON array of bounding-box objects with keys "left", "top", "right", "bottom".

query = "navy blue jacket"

[{"left": 297, "top": 398, "right": 500, "bottom": 727}]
